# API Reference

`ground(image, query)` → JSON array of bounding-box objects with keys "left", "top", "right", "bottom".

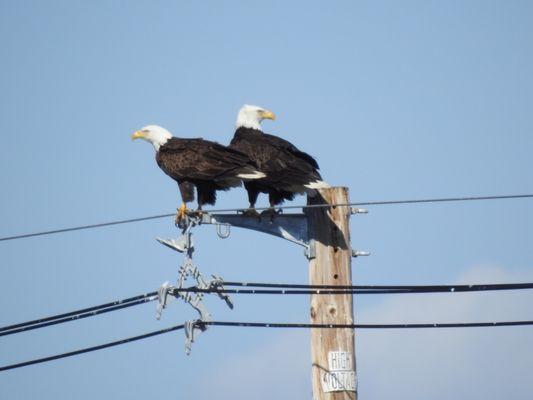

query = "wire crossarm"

[
  {"left": 200, "top": 212, "right": 314, "bottom": 258},
  {"left": 201, "top": 210, "right": 371, "bottom": 259}
]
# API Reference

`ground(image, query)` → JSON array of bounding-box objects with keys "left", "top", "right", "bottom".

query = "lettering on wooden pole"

[{"left": 321, "top": 351, "right": 357, "bottom": 393}]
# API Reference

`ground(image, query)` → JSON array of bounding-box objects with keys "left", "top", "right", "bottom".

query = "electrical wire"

[
  {"left": 182, "top": 286, "right": 533, "bottom": 295},
  {"left": 202, "top": 320, "right": 533, "bottom": 329},
  {"left": 2, "top": 318, "right": 533, "bottom": 372},
  {"left": 0, "top": 292, "right": 157, "bottom": 337},
  {"left": 204, "top": 193, "right": 533, "bottom": 213},
  {"left": 0, "top": 323, "right": 185, "bottom": 372},
  {"left": 218, "top": 281, "right": 533, "bottom": 293},
  {"left": 2, "top": 282, "right": 532, "bottom": 337},
  {"left": 0, "top": 214, "right": 173, "bottom": 242},
  {"left": 1, "top": 193, "right": 532, "bottom": 242}
]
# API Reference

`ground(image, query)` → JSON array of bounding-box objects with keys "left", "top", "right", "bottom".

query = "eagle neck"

[
  {"left": 152, "top": 136, "right": 170, "bottom": 152},
  {"left": 235, "top": 115, "right": 262, "bottom": 130},
  {"left": 235, "top": 127, "right": 263, "bottom": 136}
]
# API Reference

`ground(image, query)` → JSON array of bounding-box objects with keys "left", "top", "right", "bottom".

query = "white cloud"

[
  {"left": 198, "top": 266, "right": 533, "bottom": 400},
  {"left": 197, "top": 331, "right": 310, "bottom": 400},
  {"left": 357, "top": 265, "right": 533, "bottom": 399}
]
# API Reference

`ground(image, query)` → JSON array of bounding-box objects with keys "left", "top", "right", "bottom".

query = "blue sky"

[{"left": 1, "top": 1, "right": 532, "bottom": 399}]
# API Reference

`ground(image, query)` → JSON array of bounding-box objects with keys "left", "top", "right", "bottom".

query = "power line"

[
  {"left": 184, "top": 286, "right": 533, "bottom": 295},
  {"left": 220, "top": 281, "right": 533, "bottom": 293},
  {"left": 202, "top": 320, "right": 533, "bottom": 329},
  {"left": 3, "top": 282, "right": 532, "bottom": 337},
  {"left": 0, "top": 214, "right": 173, "bottom": 242},
  {"left": 2, "top": 318, "right": 533, "bottom": 372},
  {"left": 0, "top": 292, "right": 157, "bottom": 337},
  {"left": 206, "top": 193, "right": 533, "bottom": 213},
  {"left": 0, "top": 323, "right": 185, "bottom": 372},
  {"left": 1, "top": 193, "right": 532, "bottom": 242}
]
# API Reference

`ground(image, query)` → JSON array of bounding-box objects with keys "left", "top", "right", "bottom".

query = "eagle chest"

[{"left": 156, "top": 149, "right": 190, "bottom": 179}]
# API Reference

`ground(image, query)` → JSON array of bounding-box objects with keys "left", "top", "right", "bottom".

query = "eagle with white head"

[
  {"left": 132, "top": 125, "right": 264, "bottom": 222},
  {"left": 230, "top": 104, "right": 329, "bottom": 215}
]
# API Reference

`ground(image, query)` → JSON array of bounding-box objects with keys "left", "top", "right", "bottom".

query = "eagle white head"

[
  {"left": 131, "top": 125, "right": 172, "bottom": 151},
  {"left": 236, "top": 104, "right": 276, "bottom": 130}
]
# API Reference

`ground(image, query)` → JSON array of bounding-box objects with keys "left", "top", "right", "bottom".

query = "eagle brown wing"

[
  {"left": 230, "top": 128, "right": 322, "bottom": 189},
  {"left": 156, "top": 137, "right": 258, "bottom": 186}
]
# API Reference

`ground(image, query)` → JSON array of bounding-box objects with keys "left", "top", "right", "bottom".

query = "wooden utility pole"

[{"left": 307, "top": 187, "right": 357, "bottom": 400}]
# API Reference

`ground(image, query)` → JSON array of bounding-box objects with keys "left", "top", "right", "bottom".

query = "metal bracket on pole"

[
  {"left": 352, "top": 250, "right": 371, "bottom": 257},
  {"left": 199, "top": 213, "right": 315, "bottom": 259},
  {"left": 198, "top": 210, "right": 369, "bottom": 260},
  {"left": 350, "top": 208, "right": 370, "bottom": 258}
]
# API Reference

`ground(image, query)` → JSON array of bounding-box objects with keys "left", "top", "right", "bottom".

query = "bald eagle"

[
  {"left": 230, "top": 105, "right": 329, "bottom": 215},
  {"left": 132, "top": 125, "right": 265, "bottom": 221}
]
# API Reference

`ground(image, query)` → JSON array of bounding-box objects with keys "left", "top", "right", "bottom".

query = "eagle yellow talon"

[{"left": 175, "top": 203, "right": 187, "bottom": 225}]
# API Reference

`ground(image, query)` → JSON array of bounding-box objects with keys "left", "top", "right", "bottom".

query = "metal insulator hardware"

[
  {"left": 352, "top": 250, "right": 371, "bottom": 257},
  {"left": 216, "top": 223, "right": 231, "bottom": 239},
  {"left": 156, "top": 282, "right": 173, "bottom": 320},
  {"left": 156, "top": 213, "right": 234, "bottom": 354}
]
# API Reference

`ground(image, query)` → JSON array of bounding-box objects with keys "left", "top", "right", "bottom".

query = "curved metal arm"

[{"left": 200, "top": 213, "right": 313, "bottom": 257}]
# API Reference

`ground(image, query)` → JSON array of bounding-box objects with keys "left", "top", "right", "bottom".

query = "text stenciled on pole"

[{"left": 321, "top": 351, "right": 357, "bottom": 393}]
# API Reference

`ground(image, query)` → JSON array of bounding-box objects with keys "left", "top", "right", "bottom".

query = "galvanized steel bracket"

[{"left": 199, "top": 213, "right": 315, "bottom": 259}]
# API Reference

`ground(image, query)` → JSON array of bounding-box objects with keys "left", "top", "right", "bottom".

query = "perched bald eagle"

[
  {"left": 230, "top": 105, "right": 329, "bottom": 215},
  {"left": 132, "top": 125, "right": 265, "bottom": 221}
]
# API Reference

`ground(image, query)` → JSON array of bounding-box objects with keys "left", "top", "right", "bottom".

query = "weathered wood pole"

[{"left": 307, "top": 187, "right": 357, "bottom": 400}]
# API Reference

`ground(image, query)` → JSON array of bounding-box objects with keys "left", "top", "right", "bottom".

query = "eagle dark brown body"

[
  {"left": 230, "top": 127, "right": 324, "bottom": 207},
  {"left": 156, "top": 137, "right": 261, "bottom": 208}
]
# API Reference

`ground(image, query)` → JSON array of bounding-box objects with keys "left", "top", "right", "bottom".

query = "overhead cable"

[
  {"left": 0, "top": 324, "right": 185, "bottom": 372},
  {"left": 1, "top": 193, "right": 532, "bottom": 242},
  {"left": 0, "top": 292, "right": 157, "bottom": 337},
  {"left": 217, "top": 281, "right": 533, "bottom": 293},
  {"left": 2, "top": 282, "right": 533, "bottom": 337},
  {"left": 202, "top": 320, "right": 533, "bottom": 329},
  {"left": 2, "top": 319, "right": 533, "bottom": 372},
  {"left": 205, "top": 193, "right": 533, "bottom": 213}
]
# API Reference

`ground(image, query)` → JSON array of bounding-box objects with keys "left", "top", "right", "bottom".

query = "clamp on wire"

[
  {"left": 156, "top": 281, "right": 174, "bottom": 320},
  {"left": 173, "top": 272, "right": 233, "bottom": 354},
  {"left": 155, "top": 213, "right": 233, "bottom": 353},
  {"left": 209, "top": 275, "right": 233, "bottom": 309},
  {"left": 184, "top": 319, "right": 208, "bottom": 355}
]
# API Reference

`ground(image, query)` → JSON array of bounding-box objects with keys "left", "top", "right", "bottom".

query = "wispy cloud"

[
  {"left": 197, "top": 330, "right": 310, "bottom": 400},
  {"left": 357, "top": 265, "right": 533, "bottom": 399},
  {"left": 198, "top": 266, "right": 533, "bottom": 400}
]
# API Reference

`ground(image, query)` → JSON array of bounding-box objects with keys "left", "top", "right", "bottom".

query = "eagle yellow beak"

[
  {"left": 131, "top": 131, "right": 145, "bottom": 141},
  {"left": 260, "top": 110, "right": 276, "bottom": 121}
]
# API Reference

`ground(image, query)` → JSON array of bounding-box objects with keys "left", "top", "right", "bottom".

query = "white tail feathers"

[
  {"left": 304, "top": 180, "right": 331, "bottom": 189},
  {"left": 237, "top": 171, "right": 266, "bottom": 180}
]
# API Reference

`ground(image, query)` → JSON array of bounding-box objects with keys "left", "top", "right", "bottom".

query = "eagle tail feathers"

[
  {"left": 304, "top": 180, "right": 331, "bottom": 189},
  {"left": 237, "top": 170, "right": 267, "bottom": 180}
]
